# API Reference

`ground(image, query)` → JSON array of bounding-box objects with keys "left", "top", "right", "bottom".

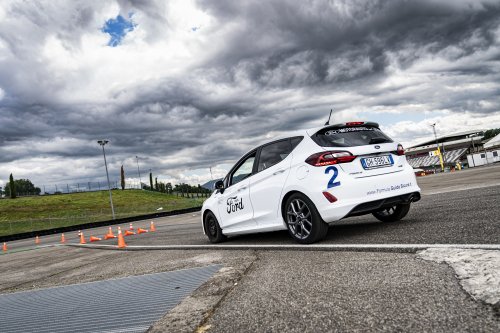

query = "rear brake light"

[
  {"left": 306, "top": 151, "right": 356, "bottom": 167},
  {"left": 397, "top": 144, "right": 405, "bottom": 156},
  {"left": 345, "top": 121, "right": 364, "bottom": 126},
  {"left": 322, "top": 192, "right": 338, "bottom": 203}
]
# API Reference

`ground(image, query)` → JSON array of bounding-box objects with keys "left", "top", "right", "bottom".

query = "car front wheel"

[
  {"left": 372, "top": 203, "right": 411, "bottom": 222},
  {"left": 285, "top": 193, "right": 328, "bottom": 244},
  {"left": 204, "top": 211, "right": 227, "bottom": 243}
]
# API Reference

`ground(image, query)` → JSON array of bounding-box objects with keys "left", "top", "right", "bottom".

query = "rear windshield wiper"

[{"left": 369, "top": 137, "right": 392, "bottom": 144}]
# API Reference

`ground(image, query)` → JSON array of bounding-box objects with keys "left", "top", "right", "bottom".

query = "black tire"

[
  {"left": 284, "top": 193, "right": 328, "bottom": 244},
  {"left": 204, "top": 211, "right": 227, "bottom": 243},
  {"left": 372, "top": 203, "right": 411, "bottom": 222}
]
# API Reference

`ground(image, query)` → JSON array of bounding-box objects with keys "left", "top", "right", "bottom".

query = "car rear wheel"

[
  {"left": 204, "top": 211, "right": 227, "bottom": 243},
  {"left": 372, "top": 203, "right": 411, "bottom": 222},
  {"left": 285, "top": 193, "right": 328, "bottom": 244}
]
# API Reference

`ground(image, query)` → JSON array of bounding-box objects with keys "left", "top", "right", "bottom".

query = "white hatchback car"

[{"left": 202, "top": 121, "right": 421, "bottom": 244}]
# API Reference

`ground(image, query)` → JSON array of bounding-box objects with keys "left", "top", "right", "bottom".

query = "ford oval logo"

[{"left": 374, "top": 145, "right": 380, "bottom": 149}]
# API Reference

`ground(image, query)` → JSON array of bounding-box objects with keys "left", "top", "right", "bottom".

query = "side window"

[
  {"left": 290, "top": 136, "right": 303, "bottom": 149},
  {"left": 230, "top": 153, "right": 256, "bottom": 186},
  {"left": 257, "top": 140, "right": 293, "bottom": 172}
]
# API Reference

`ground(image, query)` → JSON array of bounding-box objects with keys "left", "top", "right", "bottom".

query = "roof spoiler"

[{"left": 322, "top": 121, "right": 380, "bottom": 130}]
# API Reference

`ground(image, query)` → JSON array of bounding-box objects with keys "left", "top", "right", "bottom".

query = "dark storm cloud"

[
  {"left": 0, "top": 77, "right": 272, "bottom": 172},
  {"left": 0, "top": 1, "right": 109, "bottom": 107},
  {"left": 1, "top": 0, "right": 500, "bottom": 185},
  {"left": 199, "top": 0, "right": 500, "bottom": 90},
  {"left": 4, "top": 1, "right": 99, "bottom": 56}
]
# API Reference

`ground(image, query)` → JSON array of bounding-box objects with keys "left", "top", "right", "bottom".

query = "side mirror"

[{"left": 214, "top": 180, "right": 225, "bottom": 194}]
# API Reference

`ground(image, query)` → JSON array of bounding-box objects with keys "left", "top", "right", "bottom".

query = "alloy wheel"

[
  {"left": 207, "top": 216, "right": 217, "bottom": 237},
  {"left": 286, "top": 198, "right": 312, "bottom": 240}
]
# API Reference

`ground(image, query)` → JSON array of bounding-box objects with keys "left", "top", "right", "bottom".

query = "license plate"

[{"left": 361, "top": 155, "right": 393, "bottom": 169}]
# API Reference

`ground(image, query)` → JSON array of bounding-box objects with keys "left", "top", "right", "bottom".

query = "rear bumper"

[
  {"left": 296, "top": 163, "right": 421, "bottom": 223},
  {"left": 344, "top": 191, "right": 420, "bottom": 218}
]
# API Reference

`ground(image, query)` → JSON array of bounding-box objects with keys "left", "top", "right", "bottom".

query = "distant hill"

[{"left": 201, "top": 179, "right": 222, "bottom": 191}]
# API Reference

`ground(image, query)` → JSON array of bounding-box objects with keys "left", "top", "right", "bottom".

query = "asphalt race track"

[
  {"left": 1, "top": 164, "right": 499, "bottom": 332},
  {"left": 5, "top": 164, "right": 500, "bottom": 250}
]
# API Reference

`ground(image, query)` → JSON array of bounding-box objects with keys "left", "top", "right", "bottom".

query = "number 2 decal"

[{"left": 325, "top": 166, "right": 340, "bottom": 188}]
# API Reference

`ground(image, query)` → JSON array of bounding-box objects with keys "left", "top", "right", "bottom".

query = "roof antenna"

[{"left": 324, "top": 109, "right": 333, "bottom": 126}]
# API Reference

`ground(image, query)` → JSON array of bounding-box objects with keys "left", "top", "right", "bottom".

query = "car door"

[
  {"left": 216, "top": 151, "right": 257, "bottom": 231},
  {"left": 249, "top": 139, "right": 294, "bottom": 227}
]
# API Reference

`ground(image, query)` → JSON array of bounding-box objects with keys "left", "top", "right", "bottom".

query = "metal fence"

[
  {"left": 39, "top": 180, "right": 142, "bottom": 195},
  {"left": 3, "top": 181, "right": 211, "bottom": 197},
  {"left": 0, "top": 180, "right": 143, "bottom": 197}
]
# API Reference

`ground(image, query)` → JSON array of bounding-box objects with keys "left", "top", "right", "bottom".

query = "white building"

[{"left": 466, "top": 133, "right": 500, "bottom": 167}]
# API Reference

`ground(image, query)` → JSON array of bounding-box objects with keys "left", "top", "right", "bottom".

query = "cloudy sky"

[{"left": 1, "top": 0, "right": 500, "bottom": 189}]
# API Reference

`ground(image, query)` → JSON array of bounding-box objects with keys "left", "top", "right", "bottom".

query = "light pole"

[
  {"left": 136, "top": 156, "right": 142, "bottom": 189},
  {"left": 430, "top": 123, "right": 447, "bottom": 171},
  {"left": 469, "top": 136, "right": 476, "bottom": 167},
  {"left": 98, "top": 140, "right": 115, "bottom": 219},
  {"left": 431, "top": 123, "right": 438, "bottom": 145}
]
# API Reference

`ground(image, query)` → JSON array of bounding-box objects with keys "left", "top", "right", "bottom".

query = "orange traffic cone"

[
  {"left": 104, "top": 227, "right": 116, "bottom": 240},
  {"left": 60, "top": 233, "right": 66, "bottom": 243},
  {"left": 129, "top": 223, "right": 134, "bottom": 230},
  {"left": 150, "top": 221, "right": 156, "bottom": 232},
  {"left": 137, "top": 228, "right": 148, "bottom": 234},
  {"left": 79, "top": 231, "right": 86, "bottom": 244},
  {"left": 35, "top": 236, "right": 40, "bottom": 245},
  {"left": 117, "top": 227, "right": 127, "bottom": 248},
  {"left": 89, "top": 236, "right": 102, "bottom": 242},
  {"left": 124, "top": 229, "right": 135, "bottom": 236},
  {"left": 2, "top": 242, "right": 7, "bottom": 252}
]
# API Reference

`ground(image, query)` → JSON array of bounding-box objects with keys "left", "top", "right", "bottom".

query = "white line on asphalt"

[
  {"left": 66, "top": 243, "right": 500, "bottom": 253},
  {"left": 422, "top": 182, "right": 500, "bottom": 195}
]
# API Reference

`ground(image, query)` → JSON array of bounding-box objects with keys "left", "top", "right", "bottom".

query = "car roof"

[
  {"left": 271, "top": 121, "right": 380, "bottom": 142},
  {"left": 307, "top": 121, "right": 380, "bottom": 136}
]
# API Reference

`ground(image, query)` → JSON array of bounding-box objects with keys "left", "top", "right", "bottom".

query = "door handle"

[
  {"left": 237, "top": 186, "right": 247, "bottom": 192},
  {"left": 273, "top": 169, "right": 285, "bottom": 175}
]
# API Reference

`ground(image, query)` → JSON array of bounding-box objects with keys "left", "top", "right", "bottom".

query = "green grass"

[{"left": 0, "top": 190, "right": 205, "bottom": 236}]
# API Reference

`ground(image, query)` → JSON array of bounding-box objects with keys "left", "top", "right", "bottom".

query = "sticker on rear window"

[{"left": 325, "top": 127, "right": 375, "bottom": 135}]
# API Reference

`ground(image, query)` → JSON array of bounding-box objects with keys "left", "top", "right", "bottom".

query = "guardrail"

[{"left": 0, "top": 206, "right": 202, "bottom": 243}]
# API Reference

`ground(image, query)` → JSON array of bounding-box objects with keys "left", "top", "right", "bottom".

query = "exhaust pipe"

[{"left": 408, "top": 192, "right": 421, "bottom": 203}]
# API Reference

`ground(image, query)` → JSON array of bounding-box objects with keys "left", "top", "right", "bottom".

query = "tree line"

[
  {"left": 2, "top": 171, "right": 211, "bottom": 199},
  {"left": 119, "top": 167, "right": 211, "bottom": 196},
  {"left": 140, "top": 171, "right": 211, "bottom": 197},
  {"left": 483, "top": 128, "right": 500, "bottom": 141},
  {"left": 1, "top": 174, "right": 41, "bottom": 198}
]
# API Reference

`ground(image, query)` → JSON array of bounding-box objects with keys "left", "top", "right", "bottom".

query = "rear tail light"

[
  {"left": 322, "top": 192, "right": 338, "bottom": 203},
  {"left": 345, "top": 121, "right": 364, "bottom": 126},
  {"left": 306, "top": 151, "right": 356, "bottom": 167},
  {"left": 397, "top": 144, "right": 405, "bottom": 156}
]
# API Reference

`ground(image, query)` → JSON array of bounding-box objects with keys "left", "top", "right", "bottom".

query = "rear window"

[{"left": 312, "top": 126, "right": 393, "bottom": 147}]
